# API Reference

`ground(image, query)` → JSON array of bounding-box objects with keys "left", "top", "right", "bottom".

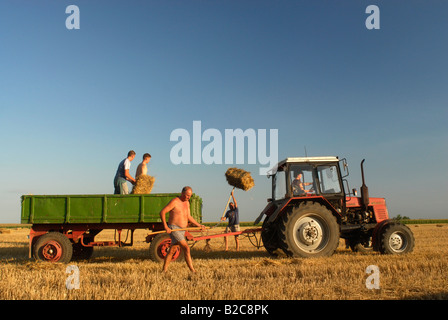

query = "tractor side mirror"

[{"left": 340, "top": 158, "right": 349, "bottom": 178}]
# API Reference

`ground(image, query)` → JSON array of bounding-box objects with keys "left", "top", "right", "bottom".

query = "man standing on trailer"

[
  {"left": 135, "top": 153, "right": 151, "bottom": 178},
  {"left": 160, "top": 186, "right": 205, "bottom": 273},
  {"left": 114, "top": 150, "right": 137, "bottom": 194}
]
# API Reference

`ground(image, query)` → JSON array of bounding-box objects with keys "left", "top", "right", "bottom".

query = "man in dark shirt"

[
  {"left": 114, "top": 150, "right": 136, "bottom": 194},
  {"left": 221, "top": 190, "right": 240, "bottom": 251}
]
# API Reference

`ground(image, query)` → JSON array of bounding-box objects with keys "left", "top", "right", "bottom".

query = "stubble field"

[{"left": 0, "top": 224, "right": 447, "bottom": 300}]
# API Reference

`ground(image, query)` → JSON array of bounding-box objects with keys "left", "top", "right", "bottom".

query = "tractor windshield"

[
  {"left": 317, "top": 165, "right": 342, "bottom": 194},
  {"left": 272, "top": 162, "right": 343, "bottom": 200}
]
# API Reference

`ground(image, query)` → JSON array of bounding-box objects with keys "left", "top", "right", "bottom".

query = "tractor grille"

[{"left": 374, "top": 205, "right": 388, "bottom": 222}]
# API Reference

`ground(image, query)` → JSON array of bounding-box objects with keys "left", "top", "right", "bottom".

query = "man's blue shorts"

[{"left": 168, "top": 224, "right": 186, "bottom": 245}]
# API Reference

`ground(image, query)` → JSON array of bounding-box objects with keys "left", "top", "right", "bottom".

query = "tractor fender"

[
  {"left": 267, "top": 197, "right": 341, "bottom": 224},
  {"left": 254, "top": 201, "right": 276, "bottom": 225},
  {"left": 266, "top": 199, "right": 291, "bottom": 224}
]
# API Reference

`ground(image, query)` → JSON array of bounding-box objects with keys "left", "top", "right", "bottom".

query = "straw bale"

[
  {"left": 225, "top": 168, "right": 254, "bottom": 191},
  {"left": 131, "top": 175, "right": 155, "bottom": 194}
]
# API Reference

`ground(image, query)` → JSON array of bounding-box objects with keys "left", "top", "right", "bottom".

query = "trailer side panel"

[{"left": 21, "top": 193, "right": 202, "bottom": 224}]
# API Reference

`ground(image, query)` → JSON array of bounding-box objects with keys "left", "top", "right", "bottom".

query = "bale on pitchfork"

[
  {"left": 225, "top": 167, "right": 254, "bottom": 191},
  {"left": 131, "top": 175, "right": 155, "bottom": 194},
  {"left": 215, "top": 168, "right": 255, "bottom": 227}
]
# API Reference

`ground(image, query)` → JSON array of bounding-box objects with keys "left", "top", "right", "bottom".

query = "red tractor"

[{"left": 256, "top": 156, "right": 414, "bottom": 258}]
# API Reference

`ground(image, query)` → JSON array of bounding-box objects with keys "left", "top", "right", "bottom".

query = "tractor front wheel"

[{"left": 378, "top": 222, "right": 415, "bottom": 254}]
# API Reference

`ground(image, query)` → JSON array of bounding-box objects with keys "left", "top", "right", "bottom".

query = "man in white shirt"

[{"left": 114, "top": 150, "right": 136, "bottom": 194}]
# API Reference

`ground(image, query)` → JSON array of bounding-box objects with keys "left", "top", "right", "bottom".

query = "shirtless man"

[
  {"left": 135, "top": 153, "right": 151, "bottom": 178},
  {"left": 160, "top": 186, "right": 205, "bottom": 273}
]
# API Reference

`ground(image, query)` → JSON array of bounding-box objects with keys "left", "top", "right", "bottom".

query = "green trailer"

[{"left": 21, "top": 193, "right": 202, "bottom": 263}]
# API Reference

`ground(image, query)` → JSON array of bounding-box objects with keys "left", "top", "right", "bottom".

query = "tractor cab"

[
  {"left": 270, "top": 157, "right": 344, "bottom": 197},
  {"left": 269, "top": 156, "right": 347, "bottom": 212}
]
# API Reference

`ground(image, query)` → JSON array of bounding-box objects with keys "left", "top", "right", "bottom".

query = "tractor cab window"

[
  {"left": 290, "top": 165, "right": 315, "bottom": 196},
  {"left": 317, "top": 165, "right": 342, "bottom": 194}
]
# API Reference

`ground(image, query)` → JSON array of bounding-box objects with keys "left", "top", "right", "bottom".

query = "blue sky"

[{"left": 1, "top": 1, "right": 447, "bottom": 223}]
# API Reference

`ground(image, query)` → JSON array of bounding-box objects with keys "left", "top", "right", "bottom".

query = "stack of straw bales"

[
  {"left": 131, "top": 175, "right": 155, "bottom": 194},
  {"left": 225, "top": 168, "right": 254, "bottom": 191}
]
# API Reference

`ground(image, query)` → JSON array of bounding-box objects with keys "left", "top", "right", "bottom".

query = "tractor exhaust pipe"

[{"left": 360, "top": 159, "right": 370, "bottom": 210}]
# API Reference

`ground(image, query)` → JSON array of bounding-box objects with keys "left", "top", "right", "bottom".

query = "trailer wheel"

[
  {"left": 378, "top": 222, "right": 415, "bottom": 254},
  {"left": 348, "top": 237, "right": 373, "bottom": 253},
  {"left": 72, "top": 243, "right": 94, "bottom": 260},
  {"left": 148, "top": 233, "right": 184, "bottom": 263},
  {"left": 278, "top": 202, "right": 340, "bottom": 258},
  {"left": 33, "top": 232, "right": 73, "bottom": 263}
]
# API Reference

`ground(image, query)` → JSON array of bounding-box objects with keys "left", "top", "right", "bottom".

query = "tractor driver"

[{"left": 292, "top": 171, "right": 313, "bottom": 195}]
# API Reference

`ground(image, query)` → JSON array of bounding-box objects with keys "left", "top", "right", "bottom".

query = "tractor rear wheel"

[
  {"left": 278, "top": 202, "right": 340, "bottom": 258},
  {"left": 261, "top": 217, "right": 281, "bottom": 256},
  {"left": 378, "top": 222, "right": 414, "bottom": 254}
]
